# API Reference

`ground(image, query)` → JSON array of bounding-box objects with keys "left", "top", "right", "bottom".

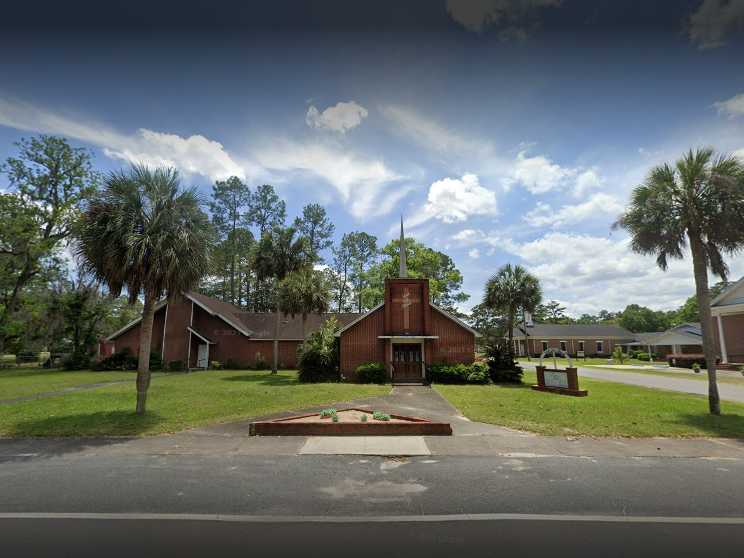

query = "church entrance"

[{"left": 392, "top": 343, "right": 423, "bottom": 383}]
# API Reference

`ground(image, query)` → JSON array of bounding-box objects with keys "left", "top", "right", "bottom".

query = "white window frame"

[
  {"left": 541, "top": 340, "right": 549, "bottom": 352},
  {"left": 578, "top": 340, "right": 584, "bottom": 352},
  {"left": 559, "top": 340, "right": 567, "bottom": 352},
  {"left": 596, "top": 340, "right": 604, "bottom": 353}
]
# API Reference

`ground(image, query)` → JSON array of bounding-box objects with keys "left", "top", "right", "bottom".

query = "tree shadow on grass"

[
  {"left": 676, "top": 413, "right": 744, "bottom": 439},
  {"left": 1, "top": 411, "right": 165, "bottom": 463},
  {"left": 221, "top": 372, "right": 298, "bottom": 386}
]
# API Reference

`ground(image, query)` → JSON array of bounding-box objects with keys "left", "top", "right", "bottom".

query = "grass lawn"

[
  {"left": 585, "top": 366, "right": 744, "bottom": 386},
  {"left": 435, "top": 371, "right": 744, "bottom": 438},
  {"left": 0, "top": 369, "right": 388, "bottom": 437},
  {"left": 0, "top": 368, "right": 163, "bottom": 400}
]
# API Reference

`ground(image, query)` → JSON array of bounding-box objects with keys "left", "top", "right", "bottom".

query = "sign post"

[{"left": 532, "top": 348, "right": 588, "bottom": 397}]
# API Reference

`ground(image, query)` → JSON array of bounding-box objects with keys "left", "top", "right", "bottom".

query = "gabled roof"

[
  {"left": 711, "top": 277, "right": 744, "bottom": 308},
  {"left": 431, "top": 303, "right": 481, "bottom": 337},
  {"left": 641, "top": 323, "right": 702, "bottom": 346},
  {"left": 105, "top": 299, "right": 168, "bottom": 341},
  {"left": 511, "top": 323, "right": 634, "bottom": 338},
  {"left": 238, "top": 311, "right": 362, "bottom": 340},
  {"left": 184, "top": 291, "right": 253, "bottom": 337},
  {"left": 334, "top": 302, "right": 480, "bottom": 337}
]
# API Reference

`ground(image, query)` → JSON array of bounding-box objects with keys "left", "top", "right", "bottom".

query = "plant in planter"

[
  {"left": 360, "top": 414, "right": 368, "bottom": 422},
  {"left": 332, "top": 414, "right": 339, "bottom": 423},
  {"left": 372, "top": 411, "right": 391, "bottom": 422},
  {"left": 320, "top": 408, "right": 337, "bottom": 418}
]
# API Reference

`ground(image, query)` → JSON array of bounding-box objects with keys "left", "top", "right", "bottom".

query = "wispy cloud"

[
  {"left": 523, "top": 193, "right": 624, "bottom": 228},
  {"left": 446, "top": 0, "right": 561, "bottom": 38},
  {"left": 253, "top": 139, "right": 410, "bottom": 219},
  {"left": 0, "top": 96, "right": 247, "bottom": 181},
  {"left": 689, "top": 0, "right": 744, "bottom": 49},
  {"left": 714, "top": 92, "right": 744, "bottom": 118}
]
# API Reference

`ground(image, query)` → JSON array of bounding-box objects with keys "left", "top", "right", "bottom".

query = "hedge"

[{"left": 356, "top": 362, "right": 387, "bottom": 384}]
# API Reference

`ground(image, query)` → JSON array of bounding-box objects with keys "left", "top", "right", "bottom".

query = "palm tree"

[
  {"left": 253, "top": 226, "right": 312, "bottom": 373},
  {"left": 277, "top": 268, "right": 331, "bottom": 347},
  {"left": 483, "top": 264, "right": 542, "bottom": 353},
  {"left": 617, "top": 148, "right": 744, "bottom": 415},
  {"left": 77, "top": 165, "right": 213, "bottom": 414}
]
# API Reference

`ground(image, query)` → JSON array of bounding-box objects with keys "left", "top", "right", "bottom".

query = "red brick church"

[{"left": 103, "top": 221, "right": 477, "bottom": 382}]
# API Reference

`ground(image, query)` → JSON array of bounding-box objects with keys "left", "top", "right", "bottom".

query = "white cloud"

[
  {"left": 446, "top": 0, "right": 561, "bottom": 36},
  {"left": 505, "top": 149, "right": 605, "bottom": 197},
  {"left": 452, "top": 228, "right": 742, "bottom": 314},
  {"left": 524, "top": 193, "right": 624, "bottom": 228},
  {"left": 689, "top": 0, "right": 744, "bottom": 49},
  {"left": 409, "top": 173, "right": 498, "bottom": 228},
  {"left": 0, "top": 96, "right": 246, "bottom": 181},
  {"left": 714, "top": 92, "right": 744, "bottom": 118},
  {"left": 573, "top": 168, "right": 603, "bottom": 197},
  {"left": 380, "top": 105, "right": 492, "bottom": 157},
  {"left": 305, "top": 101, "right": 368, "bottom": 133},
  {"left": 507, "top": 150, "right": 571, "bottom": 194},
  {"left": 468, "top": 248, "right": 481, "bottom": 259},
  {"left": 253, "top": 139, "right": 408, "bottom": 219}
]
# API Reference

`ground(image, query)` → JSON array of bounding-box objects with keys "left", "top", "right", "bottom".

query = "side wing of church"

[{"left": 337, "top": 277, "right": 479, "bottom": 383}]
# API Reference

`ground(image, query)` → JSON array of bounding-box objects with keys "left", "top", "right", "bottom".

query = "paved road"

[
  {"left": 3, "top": 515, "right": 744, "bottom": 557},
  {"left": 574, "top": 366, "right": 744, "bottom": 404},
  {"left": 521, "top": 363, "right": 744, "bottom": 404},
  {"left": 3, "top": 452, "right": 744, "bottom": 517}
]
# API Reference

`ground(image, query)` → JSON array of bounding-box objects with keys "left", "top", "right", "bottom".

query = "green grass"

[
  {"left": 0, "top": 370, "right": 388, "bottom": 437},
  {"left": 585, "top": 366, "right": 744, "bottom": 386},
  {"left": 435, "top": 371, "right": 744, "bottom": 438},
  {"left": 0, "top": 368, "right": 161, "bottom": 400}
]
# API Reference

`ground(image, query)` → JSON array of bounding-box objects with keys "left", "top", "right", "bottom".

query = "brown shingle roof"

[
  {"left": 188, "top": 291, "right": 361, "bottom": 340},
  {"left": 237, "top": 312, "right": 362, "bottom": 340}
]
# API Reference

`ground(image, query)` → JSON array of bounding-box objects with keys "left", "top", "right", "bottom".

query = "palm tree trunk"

[
  {"left": 136, "top": 291, "right": 156, "bottom": 415},
  {"left": 689, "top": 232, "right": 721, "bottom": 415},
  {"left": 272, "top": 310, "right": 280, "bottom": 374},
  {"left": 506, "top": 308, "right": 514, "bottom": 353}
]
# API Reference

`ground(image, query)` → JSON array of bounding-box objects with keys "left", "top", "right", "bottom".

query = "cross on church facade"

[{"left": 391, "top": 287, "right": 417, "bottom": 330}]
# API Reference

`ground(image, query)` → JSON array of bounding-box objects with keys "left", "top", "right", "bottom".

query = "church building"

[{"left": 102, "top": 220, "right": 478, "bottom": 383}]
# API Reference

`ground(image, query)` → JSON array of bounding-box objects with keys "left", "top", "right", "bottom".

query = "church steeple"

[{"left": 399, "top": 215, "right": 407, "bottom": 278}]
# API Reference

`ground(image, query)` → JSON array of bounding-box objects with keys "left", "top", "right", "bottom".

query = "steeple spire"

[{"left": 399, "top": 215, "right": 407, "bottom": 278}]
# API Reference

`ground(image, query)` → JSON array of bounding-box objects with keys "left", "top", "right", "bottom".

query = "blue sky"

[{"left": 1, "top": 0, "right": 744, "bottom": 315}]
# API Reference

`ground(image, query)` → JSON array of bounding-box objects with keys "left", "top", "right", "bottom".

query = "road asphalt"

[
  {"left": 3, "top": 515, "right": 744, "bottom": 557},
  {"left": 3, "top": 385, "right": 744, "bottom": 555}
]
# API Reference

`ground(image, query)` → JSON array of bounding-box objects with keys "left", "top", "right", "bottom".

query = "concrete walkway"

[{"left": 4, "top": 384, "right": 744, "bottom": 460}]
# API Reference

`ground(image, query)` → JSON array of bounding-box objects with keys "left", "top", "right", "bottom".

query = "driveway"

[{"left": 568, "top": 366, "right": 744, "bottom": 404}]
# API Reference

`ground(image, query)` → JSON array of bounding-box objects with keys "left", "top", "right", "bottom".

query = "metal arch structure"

[{"left": 539, "top": 348, "right": 573, "bottom": 369}]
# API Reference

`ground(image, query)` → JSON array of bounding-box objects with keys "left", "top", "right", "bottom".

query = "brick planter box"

[
  {"left": 249, "top": 408, "right": 452, "bottom": 436},
  {"left": 532, "top": 366, "right": 588, "bottom": 397}
]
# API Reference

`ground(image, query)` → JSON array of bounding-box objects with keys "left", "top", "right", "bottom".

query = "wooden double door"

[{"left": 392, "top": 343, "right": 423, "bottom": 382}]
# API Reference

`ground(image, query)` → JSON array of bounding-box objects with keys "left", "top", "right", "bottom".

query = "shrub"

[
  {"left": 668, "top": 355, "right": 714, "bottom": 369},
  {"left": 210, "top": 361, "right": 222, "bottom": 370},
  {"left": 298, "top": 317, "right": 340, "bottom": 383},
  {"left": 149, "top": 352, "right": 162, "bottom": 371},
  {"left": 168, "top": 360, "right": 185, "bottom": 372},
  {"left": 224, "top": 358, "right": 242, "bottom": 370},
  {"left": 356, "top": 362, "right": 387, "bottom": 384},
  {"left": 320, "top": 408, "right": 337, "bottom": 418},
  {"left": 62, "top": 350, "right": 91, "bottom": 371},
  {"left": 93, "top": 348, "right": 137, "bottom": 371},
  {"left": 484, "top": 341, "right": 523, "bottom": 384},
  {"left": 372, "top": 411, "right": 391, "bottom": 421},
  {"left": 635, "top": 352, "right": 656, "bottom": 361},
  {"left": 466, "top": 361, "right": 490, "bottom": 384},
  {"left": 611, "top": 346, "right": 626, "bottom": 364}
]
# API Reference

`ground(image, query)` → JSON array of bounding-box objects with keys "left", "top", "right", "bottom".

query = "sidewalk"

[{"left": 3, "top": 385, "right": 744, "bottom": 460}]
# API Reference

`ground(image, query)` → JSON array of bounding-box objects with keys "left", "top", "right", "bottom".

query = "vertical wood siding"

[
  {"left": 426, "top": 309, "right": 475, "bottom": 365},
  {"left": 340, "top": 306, "right": 385, "bottom": 378}
]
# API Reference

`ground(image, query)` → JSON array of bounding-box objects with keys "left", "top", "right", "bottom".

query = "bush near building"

[{"left": 356, "top": 362, "right": 387, "bottom": 384}]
